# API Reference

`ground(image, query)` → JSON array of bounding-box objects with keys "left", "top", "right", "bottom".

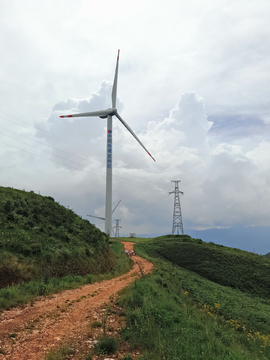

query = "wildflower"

[{"left": 184, "top": 291, "right": 188, "bottom": 295}]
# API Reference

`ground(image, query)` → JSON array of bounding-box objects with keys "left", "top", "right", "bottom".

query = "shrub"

[
  {"left": 86, "top": 274, "right": 92, "bottom": 284},
  {"left": 7, "top": 212, "right": 15, "bottom": 222},
  {"left": 92, "top": 321, "right": 102, "bottom": 328},
  {"left": 123, "top": 355, "right": 133, "bottom": 360},
  {"left": 94, "top": 336, "right": 118, "bottom": 355},
  {"left": 4, "top": 200, "right": 12, "bottom": 213}
]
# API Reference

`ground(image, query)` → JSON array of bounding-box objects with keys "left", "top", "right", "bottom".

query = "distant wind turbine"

[
  {"left": 87, "top": 200, "right": 122, "bottom": 237},
  {"left": 60, "top": 50, "right": 155, "bottom": 236}
]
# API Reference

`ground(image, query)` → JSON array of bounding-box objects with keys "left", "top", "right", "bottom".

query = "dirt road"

[{"left": 0, "top": 242, "right": 153, "bottom": 360}]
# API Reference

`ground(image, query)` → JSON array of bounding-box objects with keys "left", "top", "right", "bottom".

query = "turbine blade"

[
  {"left": 87, "top": 214, "right": 105, "bottom": 221},
  {"left": 112, "top": 200, "right": 121, "bottom": 214},
  {"left": 115, "top": 112, "right": 156, "bottom": 162},
  {"left": 59, "top": 109, "right": 113, "bottom": 118},
  {"left": 111, "top": 49, "right": 120, "bottom": 108}
]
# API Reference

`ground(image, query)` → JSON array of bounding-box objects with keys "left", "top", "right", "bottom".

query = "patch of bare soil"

[{"left": 0, "top": 242, "right": 153, "bottom": 359}]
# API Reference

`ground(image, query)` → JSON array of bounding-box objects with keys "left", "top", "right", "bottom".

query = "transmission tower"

[
  {"left": 114, "top": 219, "right": 121, "bottom": 237},
  {"left": 169, "top": 180, "right": 184, "bottom": 235}
]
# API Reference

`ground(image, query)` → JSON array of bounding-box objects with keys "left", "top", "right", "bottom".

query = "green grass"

[
  {"left": 146, "top": 235, "right": 270, "bottom": 298},
  {"left": 107, "top": 240, "right": 133, "bottom": 276},
  {"left": 44, "top": 343, "right": 74, "bottom": 360},
  {"left": 0, "top": 186, "right": 131, "bottom": 310},
  {"left": 0, "top": 240, "right": 132, "bottom": 311},
  {"left": 94, "top": 335, "right": 118, "bottom": 356},
  {"left": 0, "top": 186, "right": 112, "bottom": 289},
  {"left": 116, "top": 235, "right": 270, "bottom": 359}
]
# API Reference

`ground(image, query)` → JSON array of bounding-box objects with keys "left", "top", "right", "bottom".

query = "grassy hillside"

[
  {"left": 147, "top": 234, "right": 270, "bottom": 298},
  {"left": 0, "top": 186, "right": 115, "bottom": 289},
  {"left": 116, "top": 235, "right": 270, "bottom": 359}
]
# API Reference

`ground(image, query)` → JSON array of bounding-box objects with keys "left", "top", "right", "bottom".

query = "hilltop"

[{"left": 0, "top": 186, "right": 115, "bottom": 289}]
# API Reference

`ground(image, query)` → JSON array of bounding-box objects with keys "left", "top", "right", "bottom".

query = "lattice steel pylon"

[
  {"left": 114, "top": 219, "right": 121, "bottom": 237},
  {"left": 169, "top": 180, "right": 184, "bottom": 235}
]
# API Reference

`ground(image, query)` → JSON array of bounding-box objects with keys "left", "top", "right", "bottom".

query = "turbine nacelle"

[{"left": 99, "top": 107, "right": 117, "bottom": 119}]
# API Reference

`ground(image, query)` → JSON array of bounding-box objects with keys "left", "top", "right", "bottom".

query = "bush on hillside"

[{"left": 0, "top": 187, "right": 115, "bottom": 288}]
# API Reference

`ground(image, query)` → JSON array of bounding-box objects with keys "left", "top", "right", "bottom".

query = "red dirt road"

[{"left": 0, "top": 242, "right": 153, "bottom": 360}]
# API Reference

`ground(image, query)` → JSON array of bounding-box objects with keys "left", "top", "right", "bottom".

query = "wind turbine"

[
  {"left": 60, "top": 50, "right": 155, "bottom": 236},
  {"left": 87, "top": 200, "right": 122, "bottom": 235}
]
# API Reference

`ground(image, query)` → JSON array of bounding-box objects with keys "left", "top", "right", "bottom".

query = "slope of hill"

[
  {"left": 116, "top": 235, "right": 270, "bottom": 359},
  {"left": 0, "top": 186, "right": 115, "bottom": 289},
  {"left": 147, "top": 234, "right": 270, "bottom": 298}
]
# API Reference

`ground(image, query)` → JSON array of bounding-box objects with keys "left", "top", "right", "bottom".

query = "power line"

[
  {"left": 135, "top": 193, "right": 170, "bottom": 218},
  {"left": 0, "top": 125, "right": 94, "bottom": 163},
  {"left": 0, "top": 110, "right": 104, "bottom": 159},
  {"left": 0, "top": 110, "right": 167, "bottom": 191},
  {"left": 0, "top": 132, "right": 90, "bottom": 169},
  {"left": 0, "top": 140, "right": 168, "bottom": 194}
]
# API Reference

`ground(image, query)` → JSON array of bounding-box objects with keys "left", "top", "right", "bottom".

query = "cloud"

[
  {"left": 208, "top": 114, "right": 269, "bottom": 140},
  {"left": 51, "top": 80, "right": 124, "bottom": 115},
  {"left": 0, "top": 0, "right": 269, "bottom": 244},
  {"left": 130, "top": 91, "right": 270, "bottom": 231},
  {"left": 34, "top": 80, "right": 125, "bottom": 171},
  {"left": 154, "top": 91, "right": 212, "bottom": 148},
  {"left": 34, "top": 88, "right": 270, "bottom": 233},
  {"left": 1, "top": 77, "right": 269, "bottom": 237}
]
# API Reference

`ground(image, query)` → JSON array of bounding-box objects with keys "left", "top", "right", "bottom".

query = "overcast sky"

[{"left": 0, "top": 0, "right": 269, "bottom": 251}]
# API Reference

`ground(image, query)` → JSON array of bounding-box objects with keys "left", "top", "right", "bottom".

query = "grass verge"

[{"left": 0, "top": 241, "right": 132, "bottom": 311}]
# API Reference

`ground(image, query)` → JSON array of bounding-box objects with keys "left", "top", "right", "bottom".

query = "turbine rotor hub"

[
  {"left": 99, "top": 107, "right": 117, "bottom": 119},
  {"left": 111, "top": 107, "right": 117, "bottom": 115}
]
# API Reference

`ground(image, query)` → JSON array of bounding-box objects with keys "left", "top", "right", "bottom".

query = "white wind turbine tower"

[{"left": 60, "top": 50, "right": 156, "bottom": 236}]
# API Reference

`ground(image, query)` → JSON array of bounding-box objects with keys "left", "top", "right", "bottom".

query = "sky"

[{"left": 0, "top": 0, "right": 269, "bottom": 253}]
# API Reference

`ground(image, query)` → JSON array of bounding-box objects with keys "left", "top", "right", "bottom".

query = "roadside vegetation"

[
  {"left": 0, "top": 186, "right": 132, "bottom": 311},
  {"left": 0, "top": 240, "right": 132, "bottom": 311},
  {"left": 117, "top": 235, "right": 270, "bottom": 359}
]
